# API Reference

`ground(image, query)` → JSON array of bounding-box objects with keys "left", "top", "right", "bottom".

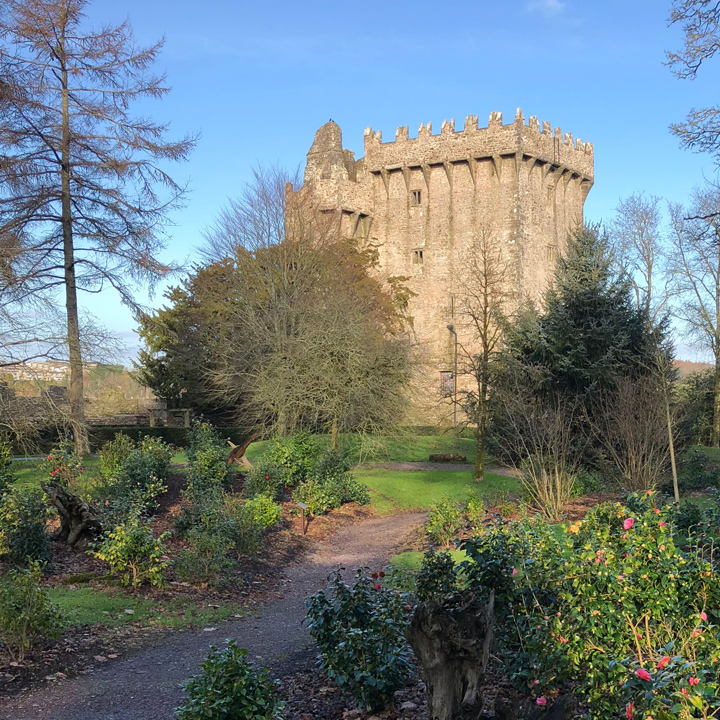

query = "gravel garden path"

[{"left": 0, "top": 511, "right": 426, "bottom": 720}]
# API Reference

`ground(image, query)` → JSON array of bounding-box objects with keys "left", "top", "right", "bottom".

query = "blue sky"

[{"left": 81, "top": 0, "right": 720, "bottom": 361}]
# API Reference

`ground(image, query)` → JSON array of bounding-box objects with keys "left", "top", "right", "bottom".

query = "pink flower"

[
  {"left": 536, "top": 697, "right": 547, "bottom": 706},
  {"left": 659, "top": 521, "right": 665, "bottom": 527},
  {"left": 626, "top": 702, "right": 635, "bottom": 719},
  {"left": 689, "top": 677, "right": 699, "bottom": 686},
  {"left": 660, "top": 545, "right": 665, "bottom": 551},
  {"left": 657, "top": 656, "right": 670, "bottom": 670},
  {"left": 682, "top": 688, "right": 689, "bottom": 696},
  {"left": 512, "top": 568, "right": 517, "bottom": 576},
  {"left": 624, "top": 518, "right": 635, "bottom": 530},
  {"left": 654, "top": 508, "right": 661, "bottom": 514},
  {"left": 636, "top": 668, "right": 651, "bottom": 682},
  {"left": 701, "top": 612, "right": 708, "bottom": 621}
]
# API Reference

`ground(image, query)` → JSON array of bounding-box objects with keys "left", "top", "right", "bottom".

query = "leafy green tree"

[{"left": 503, "top": 227, "right": 658, "bottom": 403}]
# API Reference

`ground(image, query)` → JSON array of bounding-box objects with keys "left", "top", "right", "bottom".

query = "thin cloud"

[{"left": 526, "top": 0, "right": 566, "bottom": 16}]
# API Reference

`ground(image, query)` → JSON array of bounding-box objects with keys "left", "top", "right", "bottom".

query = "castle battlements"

[
  {"left": 360, "top": 108, "right": 593, "bottom": 180},
  {"left": 298, "top": 110, "right": 594, "bottom": 422}
]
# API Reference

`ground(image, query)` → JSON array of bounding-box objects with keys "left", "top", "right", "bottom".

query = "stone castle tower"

[{"left": 299, "top": 109, "right": 594, "bottom": 419}]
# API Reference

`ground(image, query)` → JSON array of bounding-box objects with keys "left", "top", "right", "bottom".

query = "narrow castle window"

[
  {"left": 413, "top": 249, "right": 424, "bottom": 265},
  {"left": 440, "top": 371, "right": 454, "bottom": 398},
  {"left": 546, "top": 245, "right": 557, "bottom": 262},
  {"left": 411, "top": 189, "right": 422, "bottom": 206}
]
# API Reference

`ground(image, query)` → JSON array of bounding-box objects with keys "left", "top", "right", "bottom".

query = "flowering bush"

[
  {"left": 460, "top": 490, "right": 720, "bottom": 718},
  {"left": 40, "top": 440, "right": 85, "bottom": 487},
  {"left": 245, "top": 456, "right": 284, "bottom": 500},
  {"left": 305, "top": 568, "right": 412, "bottom": 712}
]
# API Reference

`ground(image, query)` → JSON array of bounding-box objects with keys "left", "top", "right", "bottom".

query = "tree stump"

[
  {"left": 407, "top": 591, "right": 494, "bottom": 720},
  {"left": 41, "top": 482, "right": 102, "bottom": 546}
]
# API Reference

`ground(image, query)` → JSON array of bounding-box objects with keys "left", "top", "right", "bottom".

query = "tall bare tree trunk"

[
  {"left": 59, "top": 19, "right": 87, "bottom": 455},
  {"left": 714, "top": 358, "right": 720, "bottom": 447},
  {"left": 474, "top": 377, "right": 486, "bottom": 481}
]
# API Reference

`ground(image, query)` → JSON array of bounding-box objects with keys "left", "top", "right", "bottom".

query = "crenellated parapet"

[{"left": 361, "top": 108, "right": 593, "bottom": 182}]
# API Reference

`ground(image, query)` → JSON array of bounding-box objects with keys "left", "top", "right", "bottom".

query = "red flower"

[
  {"left": 404, "top": 604, "right": 412, "bottom": 611},
  {"left": 657, "top": 656, "right": 670, "bottom": 670},
  {"left": 375, "top": 583, "right": 381, "bottom": 590},
  {"left": 689, "top": 677, "right": 699, "bottom": 686},
  {"left": 371, "top": 572, "right": 378, "bottom": 579},
  {"left": 659, "top": 521, "right": 665, "bottom": 527},
  {"left": 265, "top": 475, "right": 270, "bottom": 480},
  {"left": 379, "top": 571, "right": 385, "bottom": 578},
  {"left": 636, "top": 668, "right": 651, "bottom": 682},
  {"left": 626, "top": 702, "right": 635, "bottom": 719},
  {"left": 536, "top": 697, "right": 546, "bottom": 706},
  {"left": 624, "top": 518, "right": 635, "bottom": 530}
]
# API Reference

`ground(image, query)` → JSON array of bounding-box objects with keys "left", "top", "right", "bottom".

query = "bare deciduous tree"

[
  {"left": 0, "top": 0, "right": 196, "bottom": 452},
  {"left": 454, "top": 228, "right": 514, "bottom": 480},
  {"left": 667, "top": 1, "right": 720, "bottom": 162},
  {"left": 611, "top": 193, "right": 669, "bottom": 325},
  {"left": 668, "top": 186, "right": 720, "bottom": 445},
  {"left": 593, "top": 376, "right": 679, "bottom": 492}
]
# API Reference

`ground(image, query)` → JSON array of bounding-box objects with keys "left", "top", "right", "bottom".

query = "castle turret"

[{"left": 304, "top": 120, "right": 348, "bottom": 185}]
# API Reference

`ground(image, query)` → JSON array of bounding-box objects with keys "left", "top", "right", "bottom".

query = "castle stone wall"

[{"left": 298, "top": 109, "right": 594, "bottom": 422}]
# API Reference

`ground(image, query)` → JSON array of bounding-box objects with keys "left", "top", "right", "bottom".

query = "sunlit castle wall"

[{"left": 298, "top": 109, "right": 594, "bottom": 423}]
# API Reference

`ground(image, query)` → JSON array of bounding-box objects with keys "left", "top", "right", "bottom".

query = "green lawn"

[
  {"left": 355, "top": 468, "right": 519, "bottom": 515},
  {"left": 390, "top": 548, "right": 467, "bottom": 572},
  {"left": 245, "top": 433, "right": 478, "bottom": 464},
  {"left": 48, "top": 584, "right": 246, "bottom": 629},
  {"left": 11, "top": 451, "right": 188, "bottom": 490}
]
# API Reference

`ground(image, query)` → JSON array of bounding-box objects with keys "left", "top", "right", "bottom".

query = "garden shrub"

[
  {"left": 458, "top": 490, "right": 720, "bottom": 718},
  {"left": 266, "top": 432, "right": 319, "bottom": 486},
  {"left": 241, "top": 494, "right": 282, "bottom": 531},
  {"left": 416, "top": 549, "right": 461, "bottom": 601},
  {"left": 245, "top": 456, "right": 284, "bottom": 500},
  {"left": 92, "top": 509, "right": 170, "bottom": 587},
  {"left": 99, "top": 433, "right": 136, "bottom": 480},
  {"left": 187, "top": 420, "right": 226, "bottom": 463},
  {"left": 110, "top": 436, "right": 173, "bottom": 512},
  {"left": 291, "top": 458, "right": 370, "bottom": 516},
  {"left": 217, "top": 495, "right": 280, "bottom": 557},
  {"left": 40, "top": 440, "right": 85, "bottom": 488},
  {"left": 664, "top": 447, "right": 720, "bottom": 494},
  {"left": 0, "top": 562, "right": 65, "bottom": 661},
  {"left": 426, "top": 494, "right": 463, "bottom": 547},
  {"left": 0, "top": 486, "right": 51, "bottom": 565},
  {"left": 176, "top": 640, "right": 283, "bottom": 720},
  {"left": 305, "top": 568, "right": 412, "bottom": 712},
  {"left": 0, "top": 432, "right": 15, "bottom": 496},
  {"left": 464, "top": 490, "right": 485, "bottom": 528},
  {"left": 175, "top": 525, "right": 235, "bottom": 588},
  {"left": 189, "top": 445, "right": 230, "bottom": 489},
  {"left": 668, "top": 498, "right": 704, "bottom": 534}
]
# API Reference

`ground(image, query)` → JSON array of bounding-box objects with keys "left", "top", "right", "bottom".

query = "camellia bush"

[
  {"left": 457, "top": 490, "right": 720, "bottom": 718},
  {"left": 305, "top": 568, "right": 412, "bottom": 712}
]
